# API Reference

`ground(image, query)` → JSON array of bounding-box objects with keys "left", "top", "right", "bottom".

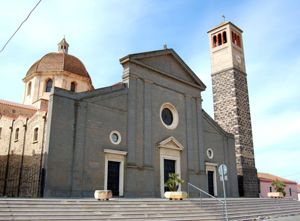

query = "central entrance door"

[
  {"left": 107, "top": 161, "right": 120, "bottom": 196},
  {"left": 208, "top": 171, "right": 215, "bottom": 196},
  {"left": 164, "top": 159, "right": 176, "bottom": 192}
]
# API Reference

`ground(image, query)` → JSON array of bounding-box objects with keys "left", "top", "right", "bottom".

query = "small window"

[
  {"left": 237, "top": 35, "right": 241, "bottom": 47},
  {"left": 269, "top": 186, "right": 272, "bottom": 192},
  {"left": 45, "top": 79, "right": 53, "bottom": 92},
  {"left": 15, "top": 128, "right": 19, "bottom": 141},
  {"left": 232, "top": 31, "right": 236, "bottom": 44},
  {"left": 0, "top": 127, "right": 2, "bottom": 139},
  {"left": 212, "top": 35, "right": 217, "bottom": 48},
  {"left": 232, "top": 31, "right": 241, "bottom": 48},
  {"left": 70, "top": 82, "right": 76, "bottom": 92},
  {"left": 27, "top": 82, "right": 32, "bottom": 96},
  {"left": 222, "top": 31, "right": 227, "bottom": 44},
  {"left": 289, "top": 188, "right": 292, "bottom": 196},
  {"left": 110, "top": 130, "right": 121, "bottom": 145},
  {"left": 33, "top": 128, "right": 38, "bottom": 142},
  {"left": 217, "top": 33, "right": 222, "bottom": 46},
  {"left": 207, "top": 148, "right": 214, "bottom": 159}
]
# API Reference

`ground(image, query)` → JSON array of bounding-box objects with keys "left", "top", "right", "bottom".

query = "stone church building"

[{"left": 0, "top": 22, "right": 258, "bottom": 198}]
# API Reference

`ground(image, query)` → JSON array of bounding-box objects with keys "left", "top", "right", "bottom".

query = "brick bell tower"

[{"left": 207, "top": 21, "right": 259, "bottom": 197}]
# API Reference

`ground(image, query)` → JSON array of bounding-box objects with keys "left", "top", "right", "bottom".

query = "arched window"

[
  {"left": 232, "top": 31, "right": 241, "bottom": 47},
  {"left": 33, "top": 128, "right": 38, "bottom": 142},
  {"left": 70, "top": 82, "right": 76, "bottom": 92},
  {"left": 212, "top": 35, "right": 217, "bottom": 48},
  {"left": 45, "top": 79, "right": 53, "bottom": 92},
  {"left": 15, "top": 128, "right": 19, "bottom": 141},
  {"left": 222, "top": 31, "right": 227, "bottom": 44},
  {"left": 27, "top": 82, "right": 32, "bottom": 96},
  {"left": 232, "top": 31, "right": 236, "bottom": 44},
  {"left": 217, "top": 33, "right": 222, "bottom": 46},
  {"left": 237, "top": 35, "right": 241, "bottom": 47}
]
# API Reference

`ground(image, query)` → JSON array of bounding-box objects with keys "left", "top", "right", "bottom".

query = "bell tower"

[{"left": 208, "top": 21, "right": 259, "bottom": 197}]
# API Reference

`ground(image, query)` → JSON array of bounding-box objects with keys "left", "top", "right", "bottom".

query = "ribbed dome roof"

[{"left": 26, "top": 52, "right": 90, "bottom": 78}]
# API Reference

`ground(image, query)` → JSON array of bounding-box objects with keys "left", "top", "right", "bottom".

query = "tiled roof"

[
  {"left": 26, "top": 52, "right": 90, "bottom": 78},
  {"left": 258, "top": 172, "right": 297, "bottom": 184},
  {"left": 0, "top": 99, "right": 37, "bottom": 110}
]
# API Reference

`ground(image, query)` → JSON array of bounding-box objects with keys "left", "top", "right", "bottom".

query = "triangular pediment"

[
  {"left": 120, "top": 49, "right": 206, "bottom": 91},
  {"left": 158, "top": 136, "right": 184, "bottom": 151}
]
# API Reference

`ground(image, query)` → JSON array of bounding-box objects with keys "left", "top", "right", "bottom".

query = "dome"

[{"left": 26, "top": 52, "right": 91, "bottom": 78}]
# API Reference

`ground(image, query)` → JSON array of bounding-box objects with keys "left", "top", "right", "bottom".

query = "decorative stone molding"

[
  {"left": 109, "top": 130, "right": 121, "bottom": 145},
  {"left": 205, "top": 162, "right": 218, "bottom": 196},
  {"left": 157, "top": 136, "right": 184, "bottom": 151},
  {"left": 159, "top": 103, "right": 179, "bottom": 130}
]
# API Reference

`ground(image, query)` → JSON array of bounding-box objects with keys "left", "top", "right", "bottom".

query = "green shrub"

[
  {"left": 271, "top": 180, "right": 286, "bottom": 197},
  {"left": 165, "top": 173, "right": 184, "bottom": 191}
]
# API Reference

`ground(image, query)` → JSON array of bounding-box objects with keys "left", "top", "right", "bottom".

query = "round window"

[
  {"left": 111, "top": 133, "right": 119, "bottom": 143},
  {"left": 110, "top": 131, "right": 121, "bottom": 145},
  {"left": 207, "top": 148, "right": 214, "bottom": 159},
  {"left": 161, "top": 108, "right": 173, "bottom": 125},
  {"left": 160, "top": 103, "right": 178, "bottom": 129}
]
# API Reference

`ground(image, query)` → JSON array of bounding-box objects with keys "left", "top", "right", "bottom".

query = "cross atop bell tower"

[
  {"left": 208, "top": 22, "right": 259, "bottom": 197},
  {"left": 58, "top": 37, "right": 69, "bottom": 54}
]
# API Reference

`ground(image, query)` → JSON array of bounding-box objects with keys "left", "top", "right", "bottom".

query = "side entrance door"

[
  {"left": 107, "top": 161, "right": 120, "bottom": 196},
  {"left": 164, "top": 159, "right": 176, "bottom": 192},
  {"left": 208, "top": 170, "right": 215, "bottom": 196}
]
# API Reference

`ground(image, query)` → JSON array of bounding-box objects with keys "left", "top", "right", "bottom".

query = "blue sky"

[{"left": 0, "top": 0, "right": 299, "bottom": 184}]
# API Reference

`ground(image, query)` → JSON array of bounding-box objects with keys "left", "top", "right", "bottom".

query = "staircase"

[
  {"left": 197, "top": 198, "right": 300, "bottom": 220},
  {"left": 0, "top": 198, "right": 299, "bottom": 221}
]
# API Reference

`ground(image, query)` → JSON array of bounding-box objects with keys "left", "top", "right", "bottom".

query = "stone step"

[
  {"left": 0, "top": 217, "right": 220, "bottom": 221},
  {"left": 0, "top": 212, "right": 220, "bottom": 221},
  {"left": 228, "top": 209, "right": 300, "bottom": 221},
  {"left": 0, "top": 198, "right": 299, "bottom": 221},
  {"left": 206, "top": 203, "right": 300, "bottom": 211},
  {"left": 0, "top": 206, "right": 204, "bottom": 212},
  {"left": 0, "top": 208, "right": 211, "bottom": 215}
]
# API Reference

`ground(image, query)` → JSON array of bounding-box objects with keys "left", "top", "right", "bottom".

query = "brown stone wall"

[
  {"left": 212, "top": 69, "right": 258, "bottom": 197},
  {"left": 0, "top": 111, "right": 46, "bottom": 197}
]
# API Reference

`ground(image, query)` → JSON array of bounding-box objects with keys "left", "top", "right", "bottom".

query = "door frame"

[
  {"left": 158, "top": 136, "right": 184, "bottom": 198},
  {"left": 160, "top": 155, "right": 181, "bottom": 197},
  {"left": 104, "top": 149, "right": 127, "bottom": 196},
  {"left": 205, "top": 162, "right": 218, "bottom": 196}
]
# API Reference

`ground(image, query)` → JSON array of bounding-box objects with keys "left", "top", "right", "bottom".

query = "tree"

[
  {"left": 271, "top": 180, "right": 286, "bottom": 197},
  {"left": 165, "top": 173, "right": 184, "bottom": 191}
]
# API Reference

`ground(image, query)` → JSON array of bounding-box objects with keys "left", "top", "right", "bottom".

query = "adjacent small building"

[
  {"left": 258, "top": 172, "right": 298, "bottom": 200},
  {"left": 297, "top": 184, "right": 300, "bottom": 201}
]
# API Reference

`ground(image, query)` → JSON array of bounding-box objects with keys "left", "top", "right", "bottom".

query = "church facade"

[{"left": 0, "top": 22, "right": 258, "bottom": 198}]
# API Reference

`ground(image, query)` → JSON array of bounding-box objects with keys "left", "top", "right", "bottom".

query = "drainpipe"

[
  {"left": 37, "top": 113, "right": 47, "bottom": 197},
  {"left": 17, "top": 118, "right": 28, "bottom": 196},
  {"left": 3, "top": 119, "right": 15, "bottom": 196}
]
